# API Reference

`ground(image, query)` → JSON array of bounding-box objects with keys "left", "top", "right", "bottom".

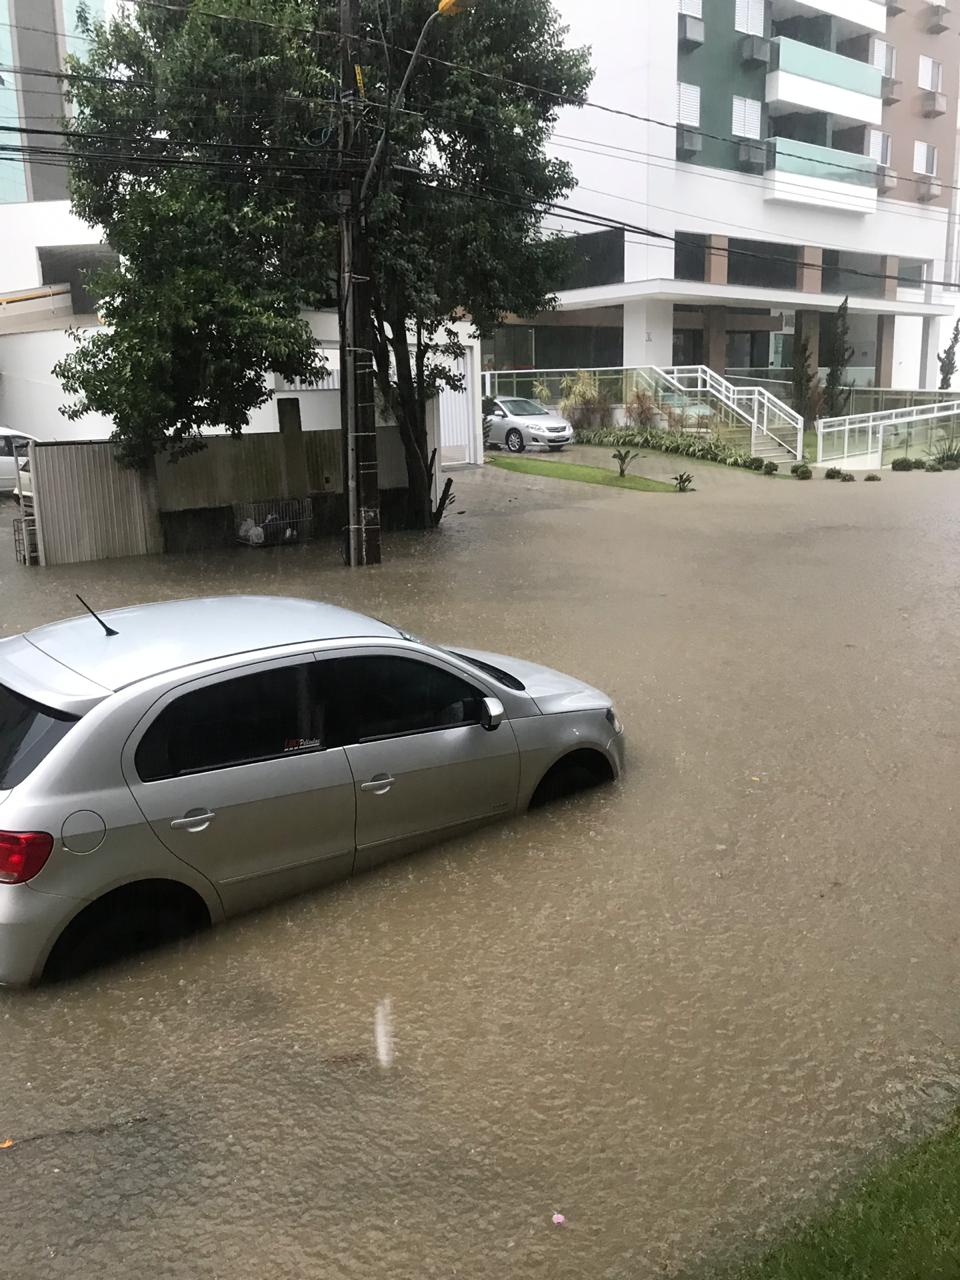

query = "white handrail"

[{"left": 816, "top": 398, "right": 960, "bottom": 465}]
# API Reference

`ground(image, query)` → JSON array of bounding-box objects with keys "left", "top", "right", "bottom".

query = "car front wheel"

[{"left": 505, "top": 428, "right": 525, "bottom": 453}]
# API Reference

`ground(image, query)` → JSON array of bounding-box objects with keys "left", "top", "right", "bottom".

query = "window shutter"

[
  {"left": 744, "top": 97, "right": 762, "bottom": 140},
  {"left": 868, "top": 129, "right": 883, "bottom": 163},
  {"left": 677, "top": 82, "right": 701, "bottom": 128},
  {"left": 914, "top": 140, "right": 925, "bottom": 173},
  {"left": 736, "top": 0, "right": 764, "bottom": 36},
  {"left": 919, "top": 56, "right": 932, "bottom": 89},
  {"left": 732, "top": 97, "right": 762, "bottom": 139},
  {"left": 679, "top": 0, "right": 702, "bottom": 16}
]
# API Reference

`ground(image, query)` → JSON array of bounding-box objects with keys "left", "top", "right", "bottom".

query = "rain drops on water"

[{"left": 374, "top": 997, "right": 394, "bottom": 1068}]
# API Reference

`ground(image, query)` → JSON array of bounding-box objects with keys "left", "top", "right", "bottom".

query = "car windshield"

[
  {"left": 501, "top": 398, "right": 549, "bottom": 416},
  {"left": 0, "top": 683, "right": 77, "bottom": 789},
  {"left": 444, "top": 650, "right": 526, "bottom": 691}
]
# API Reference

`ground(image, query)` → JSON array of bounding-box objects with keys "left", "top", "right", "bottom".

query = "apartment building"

[
  {"left": 490, "top": 0, "right": 958, "bottom": 391},
  {"left": 0, "top": 0, "right": 109, "bottom": 297}
]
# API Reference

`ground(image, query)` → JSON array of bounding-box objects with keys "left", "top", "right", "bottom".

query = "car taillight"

[{"left": 0, "top": 832, "right": 54, "bottom": 884}]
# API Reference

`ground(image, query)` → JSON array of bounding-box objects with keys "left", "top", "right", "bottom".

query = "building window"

[
  {"left": 867, "top": 129, "right": 892, "bottom": 167},
  {"left": 919, "top": 56, "right": 943, "bottom": 91},
  {"left": 677, "top": 82, "right": 701, "bottom": 128},
  {"left": 869, "top": 38, "right": 896, "bottom": 78},
  {"left": 735, "top": 0, "right": 764, "bottom": 36},
  {"left": 679, "top": 0, "right": 702, "bottom": 15},
  {"left": 731, "top": 96, "right": 762, "bottom": 140},
  {"left": 914, "top": 141, "right": 938, "bottom": 176}
]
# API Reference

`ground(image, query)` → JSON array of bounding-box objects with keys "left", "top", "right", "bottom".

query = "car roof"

[{"left": 20, "top": 595, "right": 400, "bottom": 695}]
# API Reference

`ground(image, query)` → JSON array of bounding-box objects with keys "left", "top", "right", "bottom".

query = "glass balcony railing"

[
  {"left": 767, "top": 137, "right": 878, "bottom": 188},
  {"left": 773, "top": 37, "right": 884, "bottom": 99}
]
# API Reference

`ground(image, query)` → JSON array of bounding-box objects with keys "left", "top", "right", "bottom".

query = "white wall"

[
  {"left": 0, "top": 326, "right": 345, "bottom": 441},
  {"left": 0, "top": 202, "right": 103, "bottom": 295}
]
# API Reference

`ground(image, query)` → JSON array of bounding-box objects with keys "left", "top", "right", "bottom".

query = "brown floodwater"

[{"left": 1, "top": 457, "right": 960, "bottom": 1279}]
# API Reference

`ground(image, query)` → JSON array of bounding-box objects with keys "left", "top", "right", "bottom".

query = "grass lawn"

[
  {"left": 720, "top": 1118, "right": 960, "bottom": 1280},
  {"left": 486, "top": 454, "right": 675, "bottom": 492}
]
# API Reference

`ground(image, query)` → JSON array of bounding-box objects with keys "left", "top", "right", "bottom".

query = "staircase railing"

[{"left": 659, "top": 366, "right": 803, "bottom": 459}]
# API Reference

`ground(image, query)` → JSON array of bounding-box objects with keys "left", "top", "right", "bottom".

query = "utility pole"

[{"left": 338, "top": 0, "right": 381, "bottom": 567}]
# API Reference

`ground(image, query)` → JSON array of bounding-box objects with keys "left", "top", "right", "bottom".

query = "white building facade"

[{"left": 487, "top": 0, "right": 958, "bottom": 393}]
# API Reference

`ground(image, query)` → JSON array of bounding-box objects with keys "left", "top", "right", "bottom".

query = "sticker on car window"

[{"left": 283, "top": 737, "right": 321, "bottom": 752}]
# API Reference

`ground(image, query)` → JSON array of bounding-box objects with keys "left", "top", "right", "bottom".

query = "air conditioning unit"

[
  {"left": 926, "top": 3, "right": 949, "bottom": 33},
  {"left": 676, "top": 127, "right": 703, "bottom": 159},
  {"left": 678, "top": 14, "right": 705, "bottom": 47},
  {"left": 917, "top": 175, "right": 943, "bottom": 201},
  {"left": 876, "top": 166, "right": 898, "bottom": 194},
  {"left": 882, "top": 75, "right": 901, "bottom": 105},
  {"left": 737, "top": 140, "right": 767, "bottom": 173},
  {"left": 740, "top": 35, "right": 771, "bottom": 66},
  {"left": 921, "top": 89, "right": 947, "bottom": 116}
]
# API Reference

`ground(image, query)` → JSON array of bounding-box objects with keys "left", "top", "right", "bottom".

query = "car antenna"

[{"left": 75, "top": 594, "right": 118, "bottom": 638}]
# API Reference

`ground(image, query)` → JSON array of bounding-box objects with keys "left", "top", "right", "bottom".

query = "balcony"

[
  {"left": 770, "top": 0, "right": 887, "bottom": 35},
  {"left": 765, "top": 136, "right": 878, "bottom": 213},
  {"left": 767, "top": 37, "right": 883, "bottom": 126}
]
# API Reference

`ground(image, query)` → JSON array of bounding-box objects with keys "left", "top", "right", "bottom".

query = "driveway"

[{"left": 1, "top": 464, "right": 959, "bottom": 1280}]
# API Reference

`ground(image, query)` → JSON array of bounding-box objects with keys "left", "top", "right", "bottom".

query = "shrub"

[
  {"left": 926, "top": 461, "right": 943, "bottom": 472},
  {"left": 747, "top": 456, "right": 765, "bottom": 471},
  {"left": 789, "top": 462, "right": 804, "bottom": 475},
  {"left": 942, "top": 459, "right": 960, "bottom": 471},
  {"left": 825, "top": 466, "right": 844, "bottom": 479},
  {"left": 673, "top": 471, "right": 694, "bottom": 493},
  {"left": 840, "top": 472, "right": 856, "bottom": 482},
  {"left": 763, "top": 460, "right": 779, "bottom": 475},
  {"left": 624, "top": 388, "right": 658, "bottom": 431},
  {"left": 928, "top": 428, "right": 960, "bottom": 466},
  {"left": 575, "top": 425, "right": 740, "bottom": 467},
  {"left": 612, "top": 448, "right": 639, "bottom": 477},
  {"left": 559, "top": 371, "right": 613, "bottom": 432},
  {"left": 795, "top": 464, "right": 813, "bottom": 480},
  {"left": 912, "top": 457, "right": 927, "bottom": 469},
  {"left": 864, "top": 473, "right": 881, "bottom": 482},
  {"left": 890, "top": 456, "right": 914, "bottom": 472}
]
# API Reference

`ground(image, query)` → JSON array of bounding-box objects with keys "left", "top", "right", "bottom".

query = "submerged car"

[
  {"left": 483, "top": 396, "right": 574, "bottom": 452},
  {"left": 0, "top": 596, "right": 624, "bottom": 984}
]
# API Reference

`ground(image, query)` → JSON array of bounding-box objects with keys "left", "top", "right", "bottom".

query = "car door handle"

[
  {"left": 170, "top": 810, "right": 217, "bottom": 830},
  {"left": 360, "top": 775, "right": 395, "bottom": 794}
]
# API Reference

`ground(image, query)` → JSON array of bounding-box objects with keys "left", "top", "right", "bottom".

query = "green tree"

[
  {"left": 791, "top": 333, "right": 816, "bottom": 426},
  {"left": 57, "top": 0, "right": 591, "bottom": 525},
  {"left": 823, "top": 296, "right": 853, "bottom": 419},
  {"left": 939, "top": 319, "right": 960, "bottom": 391}
]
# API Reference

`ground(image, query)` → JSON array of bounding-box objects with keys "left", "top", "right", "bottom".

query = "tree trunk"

[{"left": 368, "top": 290, "right": 433, "bottom": 530}]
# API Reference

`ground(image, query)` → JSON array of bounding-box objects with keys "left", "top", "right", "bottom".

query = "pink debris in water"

[{"left": 552, "top": 1213, "right": 566, "bottom": 1227}]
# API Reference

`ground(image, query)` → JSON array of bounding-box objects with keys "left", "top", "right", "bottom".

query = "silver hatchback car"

[{"left": 0, "top": 596, "right": 624, "bottom": 984}]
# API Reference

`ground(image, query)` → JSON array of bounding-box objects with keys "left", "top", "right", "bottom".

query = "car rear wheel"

[{"left": 505, "top": 428, "right": 525, "bottom": 453}]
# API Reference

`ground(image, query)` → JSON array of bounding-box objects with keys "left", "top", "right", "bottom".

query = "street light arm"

[{"left": 359, "top": 8, "right": 441, "bottom": 208}]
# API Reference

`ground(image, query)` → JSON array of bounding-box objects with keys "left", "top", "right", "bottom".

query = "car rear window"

[{"left": 0, "top": 684, "right": 77, "bottom": 789}]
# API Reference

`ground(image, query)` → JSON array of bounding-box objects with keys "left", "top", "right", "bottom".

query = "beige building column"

[
  {"left": 797, "top": 246, "right": 823, "bottom": 294},
  {"left": 879, "top": 256, "right": 899, "bottom": 302},
  {"left": 705, "top": 236, "right": 728, "bottom": 286},
  {"left": 705, "top": 307, "right": 727, "bottom": 374}
]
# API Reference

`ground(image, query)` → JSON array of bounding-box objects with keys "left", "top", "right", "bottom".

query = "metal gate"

[{"left": 439, "top": 355, "right": 482, "bottom": 467}]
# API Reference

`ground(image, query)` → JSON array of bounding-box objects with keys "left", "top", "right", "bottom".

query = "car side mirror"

[
  {"left": 493, "top": 408, "right": 506, "bottom": 418},
  {"left": 480, "top": 696, "right": 505, "bottom": 731}
]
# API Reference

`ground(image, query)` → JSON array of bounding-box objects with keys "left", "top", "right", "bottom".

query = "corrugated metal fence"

[{"left": 33, "top": 441, "right": 163, "bottom": 567}]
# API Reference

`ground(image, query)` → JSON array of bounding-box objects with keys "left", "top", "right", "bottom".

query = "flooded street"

[{"left": 2, "top": 460, "right": 960, "bottom": 1279}]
